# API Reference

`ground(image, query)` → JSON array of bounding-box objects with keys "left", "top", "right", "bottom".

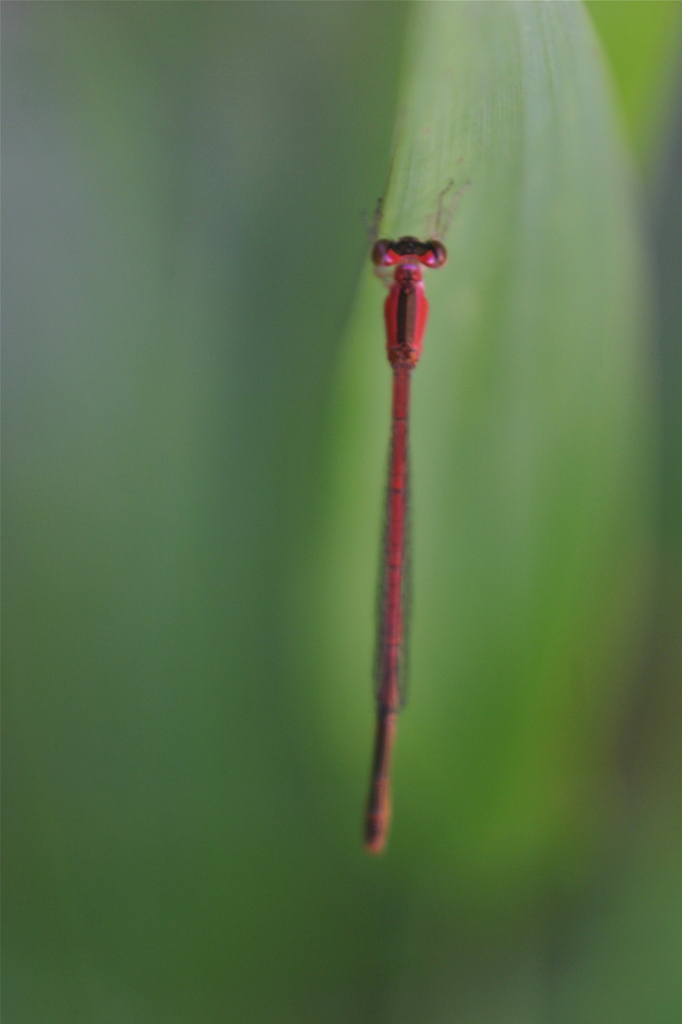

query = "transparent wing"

[{"left": 374, "top": 431, "right": 410, "bottom": 710}]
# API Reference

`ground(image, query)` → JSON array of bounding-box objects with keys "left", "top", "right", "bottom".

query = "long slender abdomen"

[{"left": 364, "top": 365, "right": 411, "bottom": 853}]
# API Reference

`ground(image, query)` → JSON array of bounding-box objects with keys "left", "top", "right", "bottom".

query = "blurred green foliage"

[
  {"left": 586, "top": 0, "right": 682, "bottom": 162},
  {"left": 3, "top": 3, "right": 681, "bottom": 1023}
]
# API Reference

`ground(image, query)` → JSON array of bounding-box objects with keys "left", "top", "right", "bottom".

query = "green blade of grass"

[
  {"left": 311, "top": 1, "right": 654, "bottom": 883},
  {"left": 585, "top": 0, "right": 682, "bottom": 166}
]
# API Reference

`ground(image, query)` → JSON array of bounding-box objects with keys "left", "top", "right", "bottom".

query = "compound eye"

[
  {"left": 420, "top": 240, "right": 448, "bottom": 268},
  {"left": 372, "top": 239, "right": 400, "bottom": 266}
]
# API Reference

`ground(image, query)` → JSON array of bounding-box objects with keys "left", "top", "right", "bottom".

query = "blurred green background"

[{"left": 3, "top": 3, "right": 681, "bottom": 1022}]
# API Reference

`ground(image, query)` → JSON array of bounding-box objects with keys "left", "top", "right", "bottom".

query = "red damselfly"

[{"left": 364, "top": 235, "right": 447, "bottom": 854}]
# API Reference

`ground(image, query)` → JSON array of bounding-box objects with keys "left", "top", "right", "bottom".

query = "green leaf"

[
  {"left": 311, "top": 1, "right": 655, "bottom": 885},
  {"left": 585, "top": 0, "right": 682, "bottom": 166},
  {"left": 6, "top": 1, "right": 671, "bottom": 1019}
]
